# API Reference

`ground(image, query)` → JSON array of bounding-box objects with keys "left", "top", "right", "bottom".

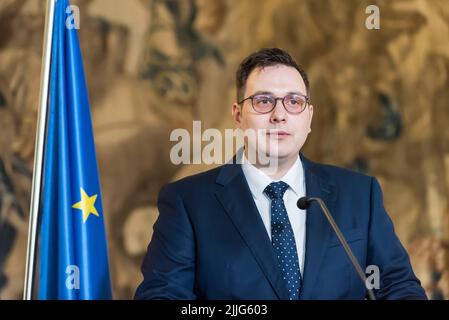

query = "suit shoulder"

[
  {"left": 161, "top": 165, "right": 224, "bottom": 193},
  {"left": 305, "top": 157, "right": 374, "bottom": 186}
]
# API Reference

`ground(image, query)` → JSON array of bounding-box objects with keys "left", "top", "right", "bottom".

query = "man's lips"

[{"left": 266, "top": 130, "right": 291, "bottom": 139}]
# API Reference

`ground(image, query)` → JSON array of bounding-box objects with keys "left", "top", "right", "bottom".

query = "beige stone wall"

[{"left": 0, "top": 0, "right": 448, "bottom": 299}]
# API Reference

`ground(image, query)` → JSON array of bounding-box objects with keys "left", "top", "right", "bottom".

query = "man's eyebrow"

[
  {"left": 252, "top": 90, "right": 307, "bottom": 96},
  {"left": 252, "top": 90, "right": 274, "bottom": 95},
  {"left": 287, "top": 91, "right": 307, "bottom": 96}
]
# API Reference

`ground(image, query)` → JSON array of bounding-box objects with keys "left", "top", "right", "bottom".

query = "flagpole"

[{"left": 23, "top": 0, "right": 57, "bottom": 300}]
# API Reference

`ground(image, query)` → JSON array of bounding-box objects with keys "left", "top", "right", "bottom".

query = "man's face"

[{"left": 232, "top": 64, "right": 313, "bottom": 164}]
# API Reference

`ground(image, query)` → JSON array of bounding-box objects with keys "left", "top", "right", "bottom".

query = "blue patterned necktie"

[{"left": 264, "top": 181, "right": 301, "bottom": 300}]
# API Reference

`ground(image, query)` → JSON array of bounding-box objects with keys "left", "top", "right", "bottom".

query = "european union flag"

[{"left": 38, "top": 0, "right": 112, "bottom": 299}]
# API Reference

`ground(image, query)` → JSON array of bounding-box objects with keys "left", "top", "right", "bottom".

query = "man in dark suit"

[{"left": 135, "top": 48, "right": 427, "bottom": 300}]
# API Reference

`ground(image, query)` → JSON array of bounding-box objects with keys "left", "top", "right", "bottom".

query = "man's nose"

[{"left": 270, "top": 99, "right": 287, "bottom": 123}]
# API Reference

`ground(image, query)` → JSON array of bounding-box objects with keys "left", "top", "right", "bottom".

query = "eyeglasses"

[{"left": 238, "top": 93, "right": 310, "bottom": 114}]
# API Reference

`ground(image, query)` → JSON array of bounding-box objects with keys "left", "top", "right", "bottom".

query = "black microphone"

[
  {"left": 297, "top": 197, "right": 313, "bottom": 210},
  {"left": 297, "top": 196, "right": 376, "bottom": 300}
]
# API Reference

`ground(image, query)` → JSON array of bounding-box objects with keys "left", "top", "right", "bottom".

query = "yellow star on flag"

[{"left": 72, "top": 188, "right": 100, "bottom": 223}]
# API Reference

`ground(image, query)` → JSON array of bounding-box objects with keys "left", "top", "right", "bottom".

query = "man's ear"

[
  {"left": 308, "top": 104, "right": 314, "bottom": 133},
  {"left": 232, "top": 102, "right": 242, "bottom": 127}
]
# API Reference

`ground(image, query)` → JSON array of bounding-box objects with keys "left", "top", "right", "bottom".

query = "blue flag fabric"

[{"left": 38, "top": 0, "right": 112, "bottom": 299}]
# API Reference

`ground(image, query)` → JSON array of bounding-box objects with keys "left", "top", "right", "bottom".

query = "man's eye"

[
  {"left": 286, "top": 96, "right": 305, "bottom": 107},
  {"left": 255, "top": 96, "right": 272, "bottom": 104}
]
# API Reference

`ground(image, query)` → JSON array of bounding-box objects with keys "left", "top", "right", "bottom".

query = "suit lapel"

[
  {"left": 215, "top": 162, "right": 290, "bottom": 300},
  {"left": 299, "top": 155, "right": 337, "bottom": 299}
]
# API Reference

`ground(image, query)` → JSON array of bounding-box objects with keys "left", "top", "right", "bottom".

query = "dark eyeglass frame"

[{"left": 238, "top": 93, "right": 310, "bottom": 114}]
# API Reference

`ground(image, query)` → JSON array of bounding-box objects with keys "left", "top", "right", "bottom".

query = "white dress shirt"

[{"left": 241, "top": 154, "right": 307, "bottom": 275}]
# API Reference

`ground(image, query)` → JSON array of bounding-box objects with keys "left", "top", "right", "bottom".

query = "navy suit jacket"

[{"left": 135, "top": 154, "right": 427, "bottom": 300}]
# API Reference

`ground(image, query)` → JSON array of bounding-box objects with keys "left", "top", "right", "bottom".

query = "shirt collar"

[
  {"left": 280, "top": 156, "right": 303, "bottom": 197},
  {"left": 241, "top": 153, "right": 304, "bottom": 199}
]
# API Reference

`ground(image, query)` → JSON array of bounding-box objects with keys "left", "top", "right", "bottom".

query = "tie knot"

[{"left": 264, "top": 181, "right": 289, "bottom": 200}]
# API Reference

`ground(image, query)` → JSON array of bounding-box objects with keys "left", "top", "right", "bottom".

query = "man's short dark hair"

[{"left": 235, "top": 48, "right": 309, "bottom": 102}]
